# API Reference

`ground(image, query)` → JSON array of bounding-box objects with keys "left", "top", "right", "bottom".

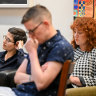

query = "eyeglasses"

[
  {"left": 3, "top": 35, "right": 14, "bottom": 43},
  {"left": 26, "top": 22, "right": 43, "bottom": 34}
]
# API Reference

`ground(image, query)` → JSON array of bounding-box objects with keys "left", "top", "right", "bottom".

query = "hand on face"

[
  {"left": 16, "top": 40, "right": 24, "bottom": 49},
  {"left": 25, "top": 38, "right": 39, "bottom": 53}
]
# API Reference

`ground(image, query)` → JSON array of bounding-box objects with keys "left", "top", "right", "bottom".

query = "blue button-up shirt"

[{"left": 13, "top": 30, "right": 74, "bottom": 96}]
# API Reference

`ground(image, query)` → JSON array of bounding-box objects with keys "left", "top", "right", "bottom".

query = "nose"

[
  {"left": 3, "top": 39, "right": 7, "bottom": 45},
  {"left": 3, "top": 39, "right": 7, "bottom": 43},
  {"left": 74, "top": 32, "right": 79, "bottom": 38}
]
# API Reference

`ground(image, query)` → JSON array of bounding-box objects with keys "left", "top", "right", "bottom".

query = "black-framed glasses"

[
  {"left": 3, "top": 35, "right": 14, "bottom": 43},
  {"left": 26, "top": 22, "right": 43, "bottom": 34}
]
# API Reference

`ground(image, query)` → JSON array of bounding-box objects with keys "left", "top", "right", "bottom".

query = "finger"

[
  {"left": 27, "top": 38, "right": 33, "bottom": 44},
  {"left": 34, "top": 39, "right": 38, "bottom": 44}
]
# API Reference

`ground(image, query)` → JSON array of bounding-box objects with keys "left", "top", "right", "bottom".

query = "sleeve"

[
  {"left": 46, "top": 44, "right": 74, "bottom": 64},
  {"left": 79, "top": 76, "right": 86, "bottom": 86},
  {"left": 71, "top": 48, "right": 96, "bottom": 86},
  {"left": 71, "top": 62, "right": 96, "bottom": 86},
  {"left": 79, "top": 75, "right": 96, "bottom": 86},
  {"left": 80, "top": 57, "right": 96, "bottom": 86},
  {"left": 80, "top": 52, "right": 96, "bottom": 86}
]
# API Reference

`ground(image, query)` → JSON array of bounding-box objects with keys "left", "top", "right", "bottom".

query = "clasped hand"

[{"left": 69, "top": 75, "right": 82, "bottom": 86}]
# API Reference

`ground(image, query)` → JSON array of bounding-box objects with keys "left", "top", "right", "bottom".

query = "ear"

[
  {"left": 14, "top": 41, "right": 19, "bottom": 49},
  {"left": 43, "top": 20, "right": 49, "bottom": 26}
]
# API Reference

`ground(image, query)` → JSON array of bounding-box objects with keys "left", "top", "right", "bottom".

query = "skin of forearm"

[
  {"left": 29, "top": 51, "right": 45, "bottom": 89},
  {"left": 29, "top": 51, "right": 43, "bottom": 79},
  {"left": 14, "top": 72, "right": 33, "bottom": 84}
]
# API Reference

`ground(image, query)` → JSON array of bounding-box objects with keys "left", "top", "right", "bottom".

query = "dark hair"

[
  {"left": 21, "top": 4, "right": 52, "bottom": 24},
  {"left": 8, "top": 27, "right": 27, "bottom": 44},
  {"left": 71, "top": 17, "right": 96, "bottom": 51}
]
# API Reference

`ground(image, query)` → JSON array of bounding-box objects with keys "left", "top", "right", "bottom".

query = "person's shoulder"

[
  {"left": 56, "top": 37, "right": 73, "bottom": 51},
  {"left": 53, "top": 30, "right": 73, "bottom": 49},
  {"left": 92, "top": 48, "right": 96, "bottom": 54},
  {"left": 51, "top": 38, "right": 73, "bottom": 57},
  {"left": 93, "top": 48, "right": 96, "bottom": 51},
  {"left": 17, "top": 49, "right": 28, "bottom": 57},
  {"left": 0, "top": 51, "right": 6, "bottom": 57}
]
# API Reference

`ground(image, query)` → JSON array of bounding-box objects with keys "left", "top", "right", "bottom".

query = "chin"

[
  {"left": 3, "top": 47, "right": 6, "bottom": 50},
  {"left": 3, "top": 46, "right": 5, "bottom": 50},
  {"left": 75, "top": 41, "right": 79, "bottom": 45},
  {"left": 3, "top": 45, "right": 7, "bottom": 50}
]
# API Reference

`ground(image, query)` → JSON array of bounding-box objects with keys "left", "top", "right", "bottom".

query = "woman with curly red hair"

[{"left": 69, "top": 17, "right": 96, "bottom": 87}]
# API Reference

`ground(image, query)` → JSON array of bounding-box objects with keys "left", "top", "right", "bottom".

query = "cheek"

[
  {"left": 3, "top": 45, "right": 10, "bottom": 50},
  {"left": 83, "top": 38, "right": 87, "bottom": 43},
  {"left": 6, "top": 44, "right": 15, "bottom": 49},
  {"left": 34, "top": 32, "right": 42, "bottom": 38},
  {"left": 82, "top": 35, "right": 87, "bottom": 40}
]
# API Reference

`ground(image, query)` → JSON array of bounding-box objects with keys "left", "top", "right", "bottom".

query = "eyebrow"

[{"left": 5, "top": 35, "right": 14, "bottom": 42}]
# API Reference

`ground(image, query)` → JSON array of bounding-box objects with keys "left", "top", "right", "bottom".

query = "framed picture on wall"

[
  {"left": 0, "top": 0, "right": 33, "bottom": 8},
  {"left": 74, "top": 0, "right": 94, "bottom": 19}
]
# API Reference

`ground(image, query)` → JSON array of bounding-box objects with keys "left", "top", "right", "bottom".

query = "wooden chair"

[{"left": 57, "top": 60, "right": 72, "bottom": 96}]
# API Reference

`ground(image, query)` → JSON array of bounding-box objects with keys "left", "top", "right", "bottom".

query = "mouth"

[
  {"left": 3, "top": 43, "right": 6, "bottom": 47},
  {"left": 75, "top": 38, "right": 78, "bottom": 41}
]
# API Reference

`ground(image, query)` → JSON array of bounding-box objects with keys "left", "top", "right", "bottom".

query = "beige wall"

[{"left": 0, "top": 0, "right": 73, "bottom": 51}]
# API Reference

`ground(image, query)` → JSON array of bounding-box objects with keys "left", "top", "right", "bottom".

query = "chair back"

[{"left": 57, "top": 60, "right": 71, "bottom": 96}]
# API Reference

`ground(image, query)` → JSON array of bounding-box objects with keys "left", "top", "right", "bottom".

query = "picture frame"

[
  {"left": 74, "top": 0, "right": 94, "bottom": 19},
  {"left": 0, "top": 0, "right": 33, "bottom": 8}
]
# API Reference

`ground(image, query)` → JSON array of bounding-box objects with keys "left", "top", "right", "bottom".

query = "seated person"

[
  {"left": 0, "top": 27, "right": 27, "bottom": 86},
  {"left": 68, "top": 17, "right": 96, "bottom": 88},
  {"left": 0, "top": 5, "right": 73, "bottom": 96}
]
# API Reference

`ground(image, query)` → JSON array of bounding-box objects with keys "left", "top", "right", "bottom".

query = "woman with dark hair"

[
  {"left": 69, "top": 17, "right": 96, "bottom": 87},
  {"left": 0, "top": 27, "right": 27, "bottom": 71}
]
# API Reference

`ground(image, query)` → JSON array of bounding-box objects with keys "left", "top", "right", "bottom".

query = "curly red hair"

[{"left": 71, "top": 17, "right": 96, "bottom": 51}]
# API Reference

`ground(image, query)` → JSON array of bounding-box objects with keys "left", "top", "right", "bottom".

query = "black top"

[{"left": 0, "top": 49, "right": 27, "bottom": 71}]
